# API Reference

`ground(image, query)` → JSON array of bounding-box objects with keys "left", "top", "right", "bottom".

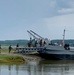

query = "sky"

[{"left": 0, "top": 0, "right": 74, "bottom": 40}]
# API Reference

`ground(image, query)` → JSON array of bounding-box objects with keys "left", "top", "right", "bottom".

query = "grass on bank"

[
  {"left": 0, "top": 48, "right": 25, "bottom": 63},
  {"left": 0, "top": 55, "right": 25, "bottom": 63}
]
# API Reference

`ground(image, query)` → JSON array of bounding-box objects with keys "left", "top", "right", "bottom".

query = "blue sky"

[{"left": 0, "top": 0, "right": 74, "bottom": 40}]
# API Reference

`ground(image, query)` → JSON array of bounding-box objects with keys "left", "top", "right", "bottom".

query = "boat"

[
  {"left": 16, "top": 30, "right": 74, "bottom": 60},
  {"left": 38, "top": 44, "right": 74, "bottom": 60},
  {"left": 38, "top": 29, "right": 74, "bottom": 60}
]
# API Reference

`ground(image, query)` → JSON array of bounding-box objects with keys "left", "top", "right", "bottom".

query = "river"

[{"left": 0, "top": 59, "right": 74, "bottom": 75}]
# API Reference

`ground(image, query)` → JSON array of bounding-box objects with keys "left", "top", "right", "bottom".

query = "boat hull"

[{"left": 38, "top": 52, "right": 74, "bottom": 60}]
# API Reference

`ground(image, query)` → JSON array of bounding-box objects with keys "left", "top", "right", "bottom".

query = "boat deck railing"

[{"left": 15, "top": 47, "right": 44, "bottom": 54}]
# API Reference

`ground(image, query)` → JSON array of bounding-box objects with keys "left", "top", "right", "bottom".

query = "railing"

[{"left": 15, "top": 47, "right": 44, "bottom": 54}]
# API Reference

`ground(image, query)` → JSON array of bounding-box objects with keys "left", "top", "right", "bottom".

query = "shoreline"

[
  {"left": 0, "top": 52, "right": 41, "bottom": 64},
  {"left": 0, "top": 53, "right": 25, "bottom": 64},
  {"left": 0, "top": 48, "right": 42, "bottom": 63}
]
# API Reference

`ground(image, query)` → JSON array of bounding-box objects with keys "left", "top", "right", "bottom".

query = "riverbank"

[
  {"left": 0, "top": 48, "right": 25, "bottom": 64},
  {"left": 0, "top": 54, "right": 25, "bottom": 64},
  {"left": 0, "top": 48, "right": 41, "bottom": 63}
]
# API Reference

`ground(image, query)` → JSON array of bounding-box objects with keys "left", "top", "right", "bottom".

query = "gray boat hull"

[
  {"left": 38, "top": 52, "right": 74, "bottom": 60},
  {"left": 38, "top": 46, "right": 74, "bottom": 60}
]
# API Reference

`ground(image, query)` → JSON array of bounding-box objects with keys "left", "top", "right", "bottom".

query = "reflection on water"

[{"left": 1, "top": 60, "right": 74, "bottom": 75}]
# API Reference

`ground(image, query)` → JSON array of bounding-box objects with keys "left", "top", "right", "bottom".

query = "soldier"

[
  {"left": 9, "top": 45, "right": 12, "bottom": 53},
  {"left": 16, "top": 44, "right": 19, "bottom": 53}
]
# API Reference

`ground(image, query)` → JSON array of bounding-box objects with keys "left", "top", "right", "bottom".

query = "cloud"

[
  {"left": 58, "top": 8, "right": 74, "bottom": 14},
  {"left": 43, "top": 14, "right": 74, "bottom": 39},
  {"left": 43, "top": 0, "right": 74, "bottom": 17},
  {"left": 49, "top": 0, "right": 57, "bottom": 8},
  {"left": 67, "top": 1, "right": 74, "bottom": 8},
  {"left": 59, "top": 0, "right": 74, "bottom": 8},
  {"left": 45, "top": 14, "right": 74, "bottom": 28},
  {"left": 48, "top": 0, "right": 74, "bottom": 15}
]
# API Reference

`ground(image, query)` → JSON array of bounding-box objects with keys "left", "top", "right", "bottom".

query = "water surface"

[{"left": 1, "top": 60, "right": 74, "bottom": 75}]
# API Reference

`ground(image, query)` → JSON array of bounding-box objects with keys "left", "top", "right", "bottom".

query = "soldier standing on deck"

[{"left": 16, "top": 44, "right": 19, "bottom": 53}]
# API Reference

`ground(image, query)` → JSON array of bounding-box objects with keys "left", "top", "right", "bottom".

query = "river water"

[{"left": 0, "top": 59, "right": 74, "bottom": 75}]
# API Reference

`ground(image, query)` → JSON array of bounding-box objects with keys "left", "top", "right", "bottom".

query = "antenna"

[
  {"left": 63, "top": 29, "right": 65, "bottom": 41},
  {"left": 62, "top": 29, "right": 66, "bottom": 46}
]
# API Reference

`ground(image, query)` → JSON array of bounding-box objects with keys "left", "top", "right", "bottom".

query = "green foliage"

[
  {"left": 0, "top": 55, "right": 25, "bottom": 63},
  {"left": 0, "top": 40, "right": 29, "bottom": 45}
]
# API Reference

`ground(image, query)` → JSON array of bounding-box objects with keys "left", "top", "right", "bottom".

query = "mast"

[{"left": 62, "top": 29, "right": 65, "bottom": 46}]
